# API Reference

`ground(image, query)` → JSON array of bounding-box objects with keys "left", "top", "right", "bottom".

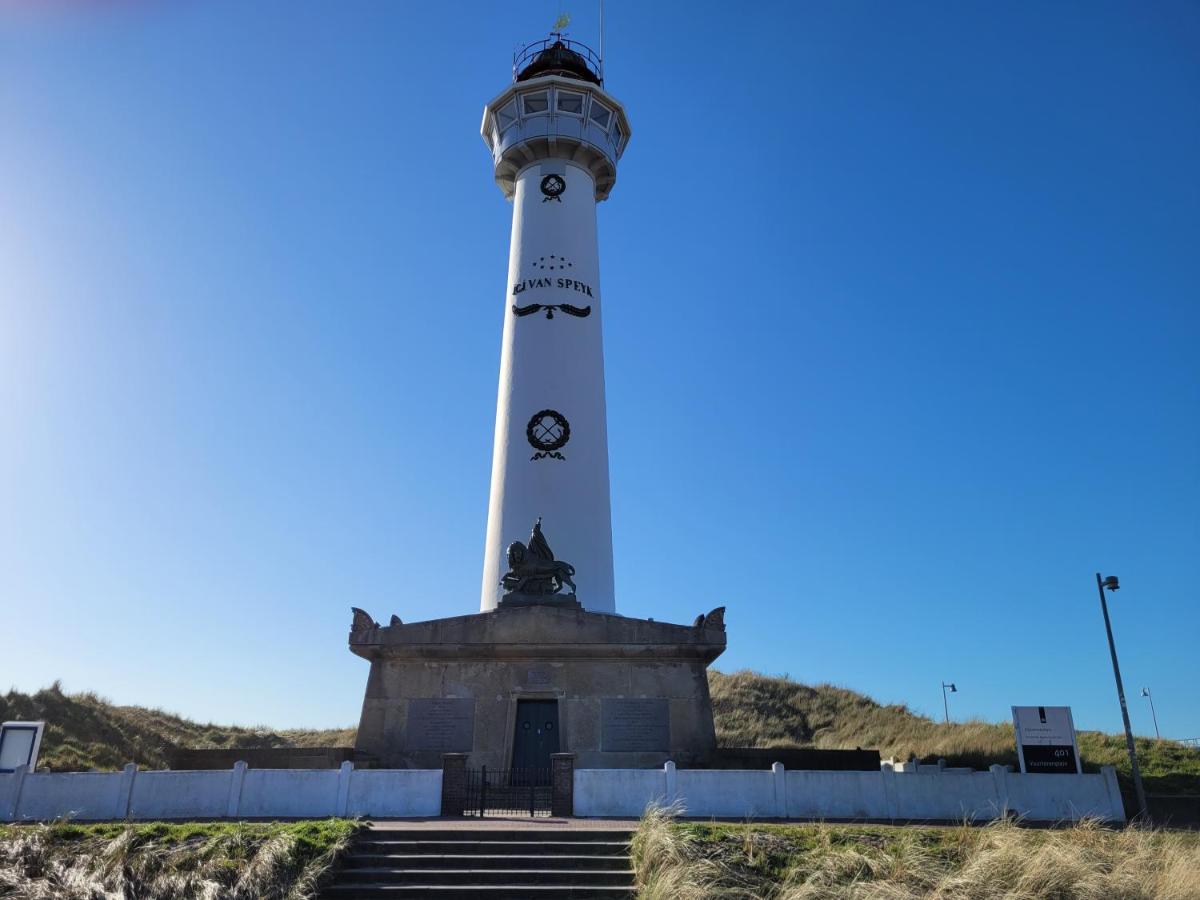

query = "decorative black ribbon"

[
  {"left": 531, "top": 451, "right": 566, "bottom": 461},
  {"left": 512, "top": 303, "right": 592, "bottom": 320}
]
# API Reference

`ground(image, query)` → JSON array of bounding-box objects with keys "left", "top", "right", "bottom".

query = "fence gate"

[{"left": 463, "top": 766, "right": 552, "bottom": 817}]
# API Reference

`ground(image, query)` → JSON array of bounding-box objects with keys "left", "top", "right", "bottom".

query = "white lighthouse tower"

[{"left": 479, "top": 37, "right": 631, "bottom": 614}]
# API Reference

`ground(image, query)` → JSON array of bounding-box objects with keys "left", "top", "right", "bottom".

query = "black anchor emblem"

[
  {"left": 527, "top": 410, "right": 570, "bottom": 460},
  {"left": 540, "top": 174, "right": 565, "bottom": 202}
]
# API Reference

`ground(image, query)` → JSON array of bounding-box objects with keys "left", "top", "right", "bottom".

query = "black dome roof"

[{"left": 516, "top": 41, "right": 601, "bottom": 85}]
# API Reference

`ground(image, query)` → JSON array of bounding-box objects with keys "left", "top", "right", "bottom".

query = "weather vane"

[{"left": 552, "top": 12, "right": 571, "bottom": 33}]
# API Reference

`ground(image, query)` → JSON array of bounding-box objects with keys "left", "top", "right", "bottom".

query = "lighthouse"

[
  {"left": 350, "top": 38, "right": 724, "bottom": 771},
  {"left": 478, "top": 37, "right": 631, "bottom": 614}
]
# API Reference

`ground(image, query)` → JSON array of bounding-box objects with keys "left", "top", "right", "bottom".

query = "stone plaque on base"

[
  {"left": 407, "top": 699, "right": 475, "bottom": 752},
  {"left": 602, "top": 698, "right": 669, "bottom": 751}
]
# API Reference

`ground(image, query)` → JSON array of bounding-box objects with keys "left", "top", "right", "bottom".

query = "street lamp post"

[
  {"left": 1141, "top": 687, "right": 1161, "bottom": 740},
  {"left": 1095, "top": 572, "right": 1149, "bottom": 821},
  {"left": 941, "top": 682, "right": 957, "bottom": 725}
]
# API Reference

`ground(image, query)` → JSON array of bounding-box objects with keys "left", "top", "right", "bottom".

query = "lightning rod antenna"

[{"left": 599, "top": 0, "right": 605, "bottom": 84}]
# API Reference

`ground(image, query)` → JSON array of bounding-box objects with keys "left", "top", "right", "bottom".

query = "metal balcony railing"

[{"left": 513, "top": 35, "right": 603, "bottom": 85}]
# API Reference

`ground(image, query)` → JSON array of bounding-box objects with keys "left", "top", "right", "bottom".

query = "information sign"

[{"left": 1011, "top": 706, "right": 1081, "bottom": 774}]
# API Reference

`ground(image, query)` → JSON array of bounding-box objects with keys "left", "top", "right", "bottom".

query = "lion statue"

[{"left": 500, "top": 519, "right": 577, "bottom": 597}]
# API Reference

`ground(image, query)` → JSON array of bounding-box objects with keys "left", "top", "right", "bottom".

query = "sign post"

[{"left": 1012, "top": 706, "right": 1081, "bottom": 775}]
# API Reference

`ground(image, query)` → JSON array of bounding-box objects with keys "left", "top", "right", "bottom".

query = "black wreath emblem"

[
  {"left": 540, "top": 174, "right": 566, "bottom": 201},
  {"left": 526, "top": 409, "right": 570, "bottom": 452}
]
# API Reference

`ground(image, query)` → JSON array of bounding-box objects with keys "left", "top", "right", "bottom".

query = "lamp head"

[
  {"left": 947, "top": 683, "right": 957, "bottom": 693},
  {"left": 1102, "top": 575, "right": 1120, "bottom": 592},
  {"left": 1141, "top": 687, "right": 1150, "bottom": 697}
]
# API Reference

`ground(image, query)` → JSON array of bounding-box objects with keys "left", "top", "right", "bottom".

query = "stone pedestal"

[
  {"left": 350, "top": 603, "right": 726, "bottom": 769},
  {"left": 439, "top": 753, "right": 468, "bottom": 816},
  {"left": 551, "top": 753, "right": 575, "bottom": 816},
  {"left": 497, "top": 593, "right": 582, "bottom": 610}
]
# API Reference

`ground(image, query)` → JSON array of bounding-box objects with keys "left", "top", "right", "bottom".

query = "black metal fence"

[{"left": 463, "top": 766, "right": 552, "bottom": 817}]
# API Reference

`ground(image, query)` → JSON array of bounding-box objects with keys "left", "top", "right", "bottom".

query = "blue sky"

[{"left": 2, "top": 1, "right": 1197, "bottom": 741}]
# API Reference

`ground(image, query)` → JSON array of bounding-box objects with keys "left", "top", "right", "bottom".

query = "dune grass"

[
  {"left": 0, "top": 682, "right": 355, "bottom": 771},
  {"left": 708, "top": 670, "right": 1200, "bottom": 795},
  {"left": 632, "top": 806, "right": 1200, "bottom": 899},
  {"left": 0, "top": 819, "right": 356, "bottom": 900}
]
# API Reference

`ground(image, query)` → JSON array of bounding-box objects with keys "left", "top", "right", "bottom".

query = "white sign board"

[
  {"left": 0, "top": 721, "right": 45, "bottom": 772},
  {"left": 1012, "top": 706, "right": 1080, "bottom": 774}
]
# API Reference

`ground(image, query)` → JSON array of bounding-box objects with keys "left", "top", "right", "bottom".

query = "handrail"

[{"left": 513, "top": 35, "right": 603, "bottom": 84}]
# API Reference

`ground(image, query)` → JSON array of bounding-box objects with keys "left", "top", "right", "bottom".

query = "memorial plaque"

[
  {"left": 407, "top": 699, "right": 475, "bottom": 752},
  {"left": 601, "top": 698, "right": 669, "bottom": 752}
]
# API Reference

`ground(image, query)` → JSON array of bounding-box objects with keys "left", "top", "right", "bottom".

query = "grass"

[
  {"left": 708, "top": 670, "right": 1200, "bottom": 795},
  {"left": 0, "top": 682, "right": 355, "bottom": 771},
  {"left": 0, "top": 819, "right": 357, "bottom": 899},
  {"left": 632, "top": 806, "right": 1200, "bottom": 899}
]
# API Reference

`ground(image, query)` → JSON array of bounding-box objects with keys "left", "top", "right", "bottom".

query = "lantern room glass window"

[
  {"left": 614, "top": 120, "right": 626, "bottom": 152},
  {"left": 522, "top": 92, "right": 549, "bottom": 115},
  {"left": 588, "top": 100, "right": 612, "bottom": 131},
  {"left": 496, "top": 99, "right": 518, "bottom": 131},
  {"left": 556, "top": 91, "right": 585, "bottom": 115}
]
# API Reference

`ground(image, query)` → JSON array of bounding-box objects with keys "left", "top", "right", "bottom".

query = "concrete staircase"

[{"left": 320, "top": 825, "right": 636, "bottom": 899}]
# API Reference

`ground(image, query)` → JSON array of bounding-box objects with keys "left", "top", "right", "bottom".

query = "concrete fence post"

[
  {"left": 226, "top": 762, "right": 248, "bottom": 819},
  {"left": 664, "top": 760, "right": 677, "bottom": 809},
  {"left": 771, "top": 763, "right": 787, "bottom": 819},
  {"left": 880, "top": 765, "right": 899, "bottom": 822},
  {"left": 440, "top": 753, "right": 468, "bottom": 816},
  {"left": 550, "top": 753, "right": 575, "bottom": 817},
  {"left": 1100, "top": 766, "right": 1127, "bottom": 823},
  {"left": 989, "top": 764, "right": 1010, "bottom": 819},
  {"left": 118, "top": 764, "right": 138, "bottom": 820},
  {"left": 1, "top": 765, "right": 28, "bottom": 822},
  {"left": 336, "top": 761, "right": 354, "bottom": 817}
]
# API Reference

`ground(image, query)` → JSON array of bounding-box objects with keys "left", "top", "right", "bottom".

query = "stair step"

[
  {"left": 344, "top": 854, "right": 631, "bottom": 870},
  {"left": 333, "top": 873, "right": 633, "bottom": 888},
  {"left": 357, "top": 840, "right": 629, "bottom": 855},
  {"left": 320, "top": 828, "right": 636, "bottom": 900},
  {"left": 362, "top": 831, "right": 632, "bottom": 843},
  {"left": 321, "top": 888, "right": 632, "bottom": 899}
]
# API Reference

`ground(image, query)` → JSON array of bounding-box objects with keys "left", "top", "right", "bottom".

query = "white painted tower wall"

[{"left": 479, "top": 74, "right": 631, "bottom": 613}]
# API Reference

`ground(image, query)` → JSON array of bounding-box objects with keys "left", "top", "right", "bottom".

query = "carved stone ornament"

[
  {"left": 389, "top": 614, "right": 402, "bottom": 627},
  {"left": 351, "top": 607, "right": 378, "bottom": 634},
  {"left": 500, "top": 518, "right": 577, "bottom": 599},
  {"left": 704, "top": 607, "right": 726, "bottom": 631}
]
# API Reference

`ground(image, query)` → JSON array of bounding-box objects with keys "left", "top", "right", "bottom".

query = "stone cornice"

[{"left": 349, "top": 604, "right": 726, "bottom": 664}]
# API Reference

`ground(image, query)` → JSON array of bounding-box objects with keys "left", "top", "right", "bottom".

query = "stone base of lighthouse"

[{"left": 349, "top": 604, "right": 726, "bottom": 770}]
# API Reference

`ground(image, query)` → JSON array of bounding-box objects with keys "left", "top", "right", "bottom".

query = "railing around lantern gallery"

[
  {"left": 513, "top": 37, "right": 603, "bottom": 84},
  {"left": 463, "top": 766, "right": 553, "bottom": 817}
]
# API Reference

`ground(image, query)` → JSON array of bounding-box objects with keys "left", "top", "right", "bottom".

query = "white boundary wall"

[
  {"left": 574, "top": 762, "right": 1126, "bottom": 823},
  {"left": 1, "top": 760, "right": 1126, "bottom": 823},
  {"left": 0, "top": 763, "right": 441, "bottom": 822}
]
